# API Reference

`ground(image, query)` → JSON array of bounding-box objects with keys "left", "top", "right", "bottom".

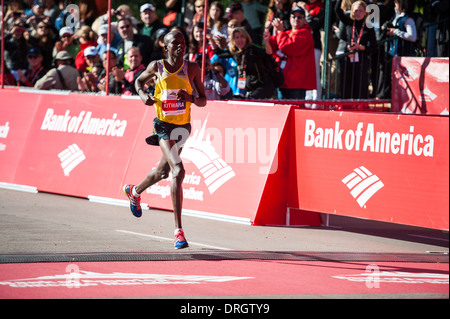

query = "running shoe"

[
  {"left": 122, "top": 184, "right": 142, "bottom": 218},
  {"left": 174, "top": 230, "right": 189, "bottom": 249}
]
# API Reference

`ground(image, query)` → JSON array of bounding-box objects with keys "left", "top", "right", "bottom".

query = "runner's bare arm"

[{"left": 135, "top": 61, "right": 159, "bottom": 106}]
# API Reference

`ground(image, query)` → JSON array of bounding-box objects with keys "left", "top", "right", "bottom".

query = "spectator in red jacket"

[
  {"left": 74, "top": 25, "right": 98, "bottom": 73},
  {"left": 264, "top": 6, "right": 316, "bottom": 99}
]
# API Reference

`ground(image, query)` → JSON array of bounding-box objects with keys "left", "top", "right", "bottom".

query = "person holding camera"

[{"left": 335, "top": 0, "right": 377, "bottom": 99}]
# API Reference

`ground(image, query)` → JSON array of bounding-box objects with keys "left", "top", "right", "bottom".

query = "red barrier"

[
  {"left": 290, "top": 108, "right": 449, "bottom": 230},
  {"left": 392, "top": 57, "right": 449, "bottom": 115},
  {"left": 12, "top": 92, "right": 146, "bottom": 199},
  {"left": 0, "top": 89, "right": 39, "bottom": 184}
]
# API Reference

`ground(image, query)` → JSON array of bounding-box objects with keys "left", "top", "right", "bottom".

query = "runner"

[{"left": 123, "top": 31, "right": 207, "bottom": 249}]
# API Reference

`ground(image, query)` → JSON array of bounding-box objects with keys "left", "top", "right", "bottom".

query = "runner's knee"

[{"left": 171, "top": 164, "right": 185, "bottom": 181}]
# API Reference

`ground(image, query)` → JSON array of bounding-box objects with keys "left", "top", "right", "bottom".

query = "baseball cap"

[
  {"left": 33, "top": 0, "right": 45, "bottom": 7},
  {"left": 225, "top": 2, "right": 243, "bottom": 19},
  {"left": 140, "top": 3, "right": 156, "bottom": 12},
  {"left": 28, "top": 47, "right": 42, "bottom": 56},
  {"left": 291, "top": 6, "right": 306, "bottom": 16},
  {"left": 55, "top": 50, "right": 73, "bottom": 61},
  {"left": 98, "top": 24, "right": 109, "bottom": 35},
  {"left": 59, "top": 26, "right": 74, "bottom": 37},
  {"left": 84, "top": 46, "right": 98, "bottom": 57}
]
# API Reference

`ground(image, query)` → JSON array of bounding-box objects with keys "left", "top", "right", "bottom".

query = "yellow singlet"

[{"left": 154, "top": 59, "right": 193, "bottom": 125}]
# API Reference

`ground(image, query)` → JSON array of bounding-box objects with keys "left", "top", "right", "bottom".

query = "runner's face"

[{"left": 166, "top": 33, "right": 186, "bottom": 58}]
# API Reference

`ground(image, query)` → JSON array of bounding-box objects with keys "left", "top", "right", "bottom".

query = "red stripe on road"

[{"left": 0, "top": 260, "right": 448, "bottom": 298}]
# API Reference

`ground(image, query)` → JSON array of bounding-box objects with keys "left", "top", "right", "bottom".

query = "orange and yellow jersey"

[{"left": 154, "top": 59, "right": 193, "bottom": 125}]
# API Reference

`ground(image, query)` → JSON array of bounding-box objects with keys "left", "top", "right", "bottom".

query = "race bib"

[{"left": 161, "top": 89, "right": 186, "bottom": 116}]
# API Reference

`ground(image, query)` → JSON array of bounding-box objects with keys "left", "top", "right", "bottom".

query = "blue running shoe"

[
  {"left": 122, "top": 184, "right": 142, "bottom": 218},
  {"left": 174, "top": 230, "right": 189, "bottom": 249}
]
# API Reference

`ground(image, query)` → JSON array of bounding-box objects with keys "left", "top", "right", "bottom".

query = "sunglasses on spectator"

[{"left": 27, "top": 55, "right": 38, "bottom": 59}]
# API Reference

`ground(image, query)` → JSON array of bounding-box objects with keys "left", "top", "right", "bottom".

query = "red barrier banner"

[
  {"left": 124, "top": 100, "right": 305, "bottom": 225},
  {"left": 290, "top": 109, "right": 449, "bottom": 230},
  {"left": 12, "top": 91, "right": 146, "bottom": 198},
  {"left": 0, "top": 88, "right": 39, "bottom": 184},
  {"left": 392, "top": 57, "right": 449, "bottom": 115}
]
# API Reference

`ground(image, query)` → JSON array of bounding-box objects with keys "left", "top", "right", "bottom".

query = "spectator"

[
  {"left": 335, "top": 0, "right": 377, "bottom": 99},
  {"left": 187, "top": 22, "right": 215, "bottom": 63},
  {"left": 266, "top": 0, "right": 293, "bottom": 33},
  {"left": 377, "top": 0, "right": 417, "bottom": 98},
  {"left": 74, "top": 25, "right": 98, "bottom": 73},
  {"left": 241, "top": 0, "right": 268, "bottom": 45},
  {"left": 294, "top": 0, "right": 324, "bottom": 100},
  {"left": 229, "top": 27, "right": 277, "bottom": 99},
  {"left": 54, "top": 0, "right": 76, "bottom": 32},
  {"left": 138, "top": 3, "right": 167, "bottom": 43},
  {"left": 34, "top": 50, "right": 80, "bottom": 91},
  {"left": 120, "top": 47, "right": 147, "bottom": 95},
  {"left": 92, "top": 4, "right": 138, "bottom": 34},
  {"left": 27, "top": 21, "right": 56, "bottom": 70},
  {"left": 163, "top": 0, "right": 183, "bottom": 27},
  {"left": 225, "top": 2, "right": 257, "bottom": 44},
  {"left": 79, "top": 0, "right": 98, "bottom": 27},
  {"left": 265, "top": 6, "right": 316, "bottom": 99},
  {"left": 186, "top": 0, "right": 205, "bottom": 35},
  {"left": 77, "top": 46, "right": 103, "bottom": 93},
  {"left": 3, "top": 0, "right": 26, "bottom": 32},
  {"left": 96, "top": 24, "right": 122, "bottom": 58},
  {"left": 44, "top": 0, "right": 61, "bottom": 24},
  {"left": 212, "top": 61, "right": 234, "bottom": 99},
  {"left": 83, "top": 46, "right": 100, "bottom": 72},
  {"left": 385, "top": 0, "right": 417, "bottom": 57},
  {"left": 17, "top": 47, "right": 48, "bottom": 87},
  {"left": 116, "top": 17, "right": 153, "bottom": 70},
  {"left": 4, "top": 23, "right": 30, "bottom": 82},
  {"left": 25, "top": 0, "right": 49, "bottom": 31},
  {"left": 53, "top": 26, "right": 80, "bottom": 60},
  {"left": 208, "top": 1, "right": 228, "bottom": 39},
  {"left": 96, "top": 49, "right": 123, "bottom": 94},
  {"left": 195, "top": 54, "right": 231, "bottom": 100}
]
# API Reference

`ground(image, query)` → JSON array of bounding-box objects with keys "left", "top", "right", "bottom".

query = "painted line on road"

[
  {"left": 115, "top": 230, "right": 231, "bottom": 250},
  {"left": 408, "top": 234, "right": 449, "bottom": 242}
]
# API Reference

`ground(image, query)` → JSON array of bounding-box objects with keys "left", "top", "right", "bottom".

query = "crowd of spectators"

[{"left": 1, "top": 0, "right": 448, "bottom": 100}]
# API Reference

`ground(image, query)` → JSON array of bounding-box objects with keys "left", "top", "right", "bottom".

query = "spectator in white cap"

[
  {"left": 96, "top": 24, "right": 122, "bottom": 57},
  {"left": 138, "top": 2, "right": 167, "bottom": 43},
  {"left": 83, "top": 46, "right": 100, "bottom": 73},
  {"left": 53, "top": 26, "right": 80, "bottom": 60}
]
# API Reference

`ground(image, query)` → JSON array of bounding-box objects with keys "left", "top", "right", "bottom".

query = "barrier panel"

[
  {"left": 392, "top": 57, "right": 449, "bottom": 115},
  {"left": 0, "top": 88, "right": 39, "bottom": 184},
  {"left": 290, "top": 108, "right": 449, "bottom": 230}
]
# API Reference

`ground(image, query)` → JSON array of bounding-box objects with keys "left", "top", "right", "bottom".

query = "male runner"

[{"left": 123, "top": 31, "right": 207, "bottom": 249}]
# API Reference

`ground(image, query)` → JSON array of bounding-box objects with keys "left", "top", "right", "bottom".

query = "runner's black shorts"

[{"left": 145, "top": 118, "right": 191, "bottom": 147}]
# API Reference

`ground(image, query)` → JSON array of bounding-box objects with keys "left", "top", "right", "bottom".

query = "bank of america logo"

[
  {"left": 181, "top": 117, "right": 235, "bottom": 194},
  {"left": 342, "top": 166, "right": 384, "bottom": 208},
  {"left": 58, "top": 144, "right": 86, "bottom": 176}
]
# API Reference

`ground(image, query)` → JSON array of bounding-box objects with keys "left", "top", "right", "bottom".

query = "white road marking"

[{"left": 115, "top": 230, "right": 231, "bottom": 250}]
